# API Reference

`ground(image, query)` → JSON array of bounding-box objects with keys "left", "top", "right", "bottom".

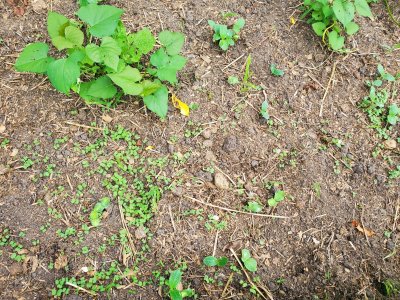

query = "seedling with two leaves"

[
  {"left": 15, "top": 1, "right": 187, "bottom": 118},
  {"left": 203, "top": 256, "right": 228, "bottom": 267},
  {"left": 268, "top": 190, "right": 285, "bottom": 207},
  {"left": 208, "top": 18, "right": 245, "bottom": 51}
]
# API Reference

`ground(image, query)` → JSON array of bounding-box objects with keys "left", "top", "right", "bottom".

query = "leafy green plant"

[
  {"left": 15, "top": 2, "right": 187, "bottom": 118},
  {"left": 167, "top": 270, "right": 195, "bottom": 300},
  {"left": 300, "top": 0, "right": 374, "bottom": 51},
  {"left": 203, "top": 256, "right": 228, "bottom": 267},
  {"left": 387, "top": 104, "right": 399, "bottom": 125},
  {"left": 270, "top": 64, "right": 284, "bottom": 77},
  {"left": 268, "top": 190, "right": 285, "bottom": 207},
  {"left": 241, "top": 249, "right": 257, "bottom": 272},
  {"left": 89, "top": 197, "right": 111, "bottom": 226},
  {"left": 208, "top": 18, "right": 245, "bottom": 50}
]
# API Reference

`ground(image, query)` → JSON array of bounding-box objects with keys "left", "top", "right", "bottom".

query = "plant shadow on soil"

[{"left": 0, "top": 0, "right": 400, "bottom": 299}]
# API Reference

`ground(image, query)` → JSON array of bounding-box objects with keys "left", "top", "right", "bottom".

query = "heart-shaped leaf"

[
  {"left": 158, "top": 31, "right": 185, "bottom": 55},
  {"left": 47, "top": 57, "right": 80, "bottom": 94},
  {"left": 107, "top": 65, "right": 143, "bottom": 95},
  {"left": 143, "top": 85, "right": 169, "bottom": 118},
  {"left": 15, "top": 42, "right": 54, "bottom": 74},
  {"left": 77, "top": 4, "right": 124, "bottom": 37}
]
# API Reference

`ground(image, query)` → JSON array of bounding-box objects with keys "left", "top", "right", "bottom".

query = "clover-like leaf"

[
  {"left": 77, "top": 4, "right": 124, "bottom": 37},
  {"left": 15, "top": 42, "right": 54, "bottom": 74}
]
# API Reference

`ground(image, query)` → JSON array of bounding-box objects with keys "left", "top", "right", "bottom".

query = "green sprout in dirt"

[
  {"left": 89, "top": 197, "right": 110, "bottom": 226},
  {"left": 300, "top": 0, "right": 374, "bottom": 51},
  {"left": 15, "top": 1, "right": 187, "bottom": 118},
  {"left": 233, "top": 55, "right": 261, "bottom": 93},
  {"left": 260, "top": 100, "right": 270, "bottom": 120},
  {"left": 241, "top": 249, "right": 257, "bottom": 272},
  {"left": 245, "top": 201, "right": 263, "bottom": 213},
  {"left": 268, "top": 190, "right": 285, "bottom": 207},
  {"left": 167, "top": 269, "right": 195, "bottom": 300},
  {"left": 270, "top": 64, "right": 284, "bottom": 77},
  {"left": 203, "top": 256, "right": 228, "bottom": 267},
  {"left": 208, "top": 18, "right": 245, "bottom": 51}
]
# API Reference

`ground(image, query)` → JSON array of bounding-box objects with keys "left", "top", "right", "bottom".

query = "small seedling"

[
  {"left": 260, "top": 100, "right": 270, "bottom": 120},
  {"left": 387, "top": 104, "right": 399, "bottom": 125},
  {"left": 241, "top": 55, "right": 261, "bottom": 93},
  {"left": 241, "top": 249, "right": 257, "bottom": 272},
  {"left": 268, "top": 190, "right": 285, "bottom": 207},
  {"left": 270, "top": 64, "right": 284, "bottom": 77},
  {"left": 208, "top": 18, "right": 245, "bottom": 51},
  {"left": 167, "top": 270, "right": 194, "bottom": 300},
  {"left": 300, "top": 0, "right": 374, "bottom": 51},
  {"left": 245, "top": 201, "right": 263, "bottom": 213},
  {"left": 203, "top": 256, "right": 228, "bottom": 267},
  {"left": 228, "top": 76, "right": 240, "bottom": 85},
  {"left": 89, "top": 197, "right": 111, "bottom": 226}
]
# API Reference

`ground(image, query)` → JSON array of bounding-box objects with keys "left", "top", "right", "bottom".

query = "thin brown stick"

[
  {"left": 319, "top": 61, "right": 337, "bottom": 117},
  {"left": 118, "top": 203, "right": 137, "bottom": 258},
  {"left": 168, "top": 205, "right": 177, "bottom": 232},
  {"left": 221, "top": 272, "right": 234, "bottom": 299},
  {"left": 360, "top": 204, "right": 371, "bottom": 247},
  {"left": 184, "top": 196, "right": 290, "bottom": 219},
  {"left": 212, "top": 231, "right": 219, "bottom": 257},
  {"left": 229, "top": 248, "right": 273, "bottom": 300},
  {"left": 65, "top": 121, "right": 103, "bottom": 131},
  {"left": 66, "top": 282, "right": 97, "bottom": 296},
  {"left": 392, "top": 198, "right": 399, "bottom": 233}
]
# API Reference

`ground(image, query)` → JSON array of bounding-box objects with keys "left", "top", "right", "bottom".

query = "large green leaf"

[
  {"left": 140, "top": 80, "right": 162, "bottom": 97},
  {"left": 47, "top": 58, "right": 80, "bottom": 94},
  {"left": 77, "top": 4, "right": 124, "bottom": 37},
  {"left": 158, "top": 31, "right": 185, "bottom": 55},
  {"left": 107, "top": 65, "right": 143, "bottom": 95},
  {"left": 87, "top": 76, "right": 117, "bottom": 99},
  {"left": 354, "top": 0, "right": 373, "bottom": 19},
  {"left": 15, "top": 42, "right": 54, "bottom": 74},
  {"left": 328, "top": 31, "right": 345, "bottom": 50},
  {"left": 47, "top": 11, "right": 69, "bottom": 40},
  {"left": 168, "top": 270, "right": 182, "bottom": 289},
  {"left": 332, "top": 0, "right": 355, "bottom": 27},
  {"left": 52, "top": 25, "right": 84, "bottom": 50},
  {"left": 143, "top": 85, "right": 169, "bottom": 118},
  {"left": 86, "top": 37, "right": 121, "bottom": 71}
]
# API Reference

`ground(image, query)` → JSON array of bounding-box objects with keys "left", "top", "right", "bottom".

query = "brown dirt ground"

[{"left": 0, "top": 0, "right": 399, "bottom": 299}]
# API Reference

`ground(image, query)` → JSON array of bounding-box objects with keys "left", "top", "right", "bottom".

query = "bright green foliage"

[
  {"left": 15, "top": 2, "right": 187, "bottom": 118},
  {"left": 267, "top": 190, "right": 285, "bottom": 207},
  {"left": 301, "top": 0, "right": 373, "bottom": 51},
  {"left": 167, "top": 270, "right": 195, "bottom": 300},
  {"left": 270, "top": 64, "right": 284, "bottom": 77},
  {"left": 260, "top": 100, "right": 270, "bottom": 120},
  {"left": 387, "top": 104, "right": 399, "bottom": 125},
  {"left": 203, "top": 256, "right": 228, "bottom": 267},
  {"left": 241, "top": 249, "right": 257, "bottom": 272},
  {"left": 89, "top": 197, "right": 111, "bottom": 226},
  {"left": 359, "top": 65, "right": 398, "bottom": 139},
  {"left": 246, "top": 201, "right": 263, "bottom": 213},
  {"left": 228, "top": 76, "right": 240, "bottom": 85},
  {"left": 241, "top": 55, "right": 261, "bottom": 93},
  {"left": 208, "top": 18, "right": 245, "bottom": 50},
  {"left": 15, "top": 43, "right": 54, "bottom": 73}
]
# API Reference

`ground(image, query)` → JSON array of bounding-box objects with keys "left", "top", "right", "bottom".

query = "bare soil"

[{"left": 0, "top": 0, "right": 399, "bottom": 299}]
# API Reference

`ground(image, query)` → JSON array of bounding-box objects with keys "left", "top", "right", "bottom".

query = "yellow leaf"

[
  {"left": 290, "top": 16, "right": 296, "bottom": 25},
  {"left": 171, "top": 94, "right": 190, "bottom": 117},
  {"left": 145, "top": 145, "right": 154, "bottom": 151}
]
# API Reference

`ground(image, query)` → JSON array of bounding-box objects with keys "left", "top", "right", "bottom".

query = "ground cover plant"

[
  {"left": 14, "top": 1, "right": 186, "bottom": 118},
  {"left": 208, "top": 17, "right": 245, "bottom": 50},
  {"left": 1, "top": 0, "right": 400, "bottom": 299}
]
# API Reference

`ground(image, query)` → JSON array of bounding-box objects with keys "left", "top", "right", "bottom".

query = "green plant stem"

[{"left": 383, "top": 0, "right": 400, "bottom": 28}]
